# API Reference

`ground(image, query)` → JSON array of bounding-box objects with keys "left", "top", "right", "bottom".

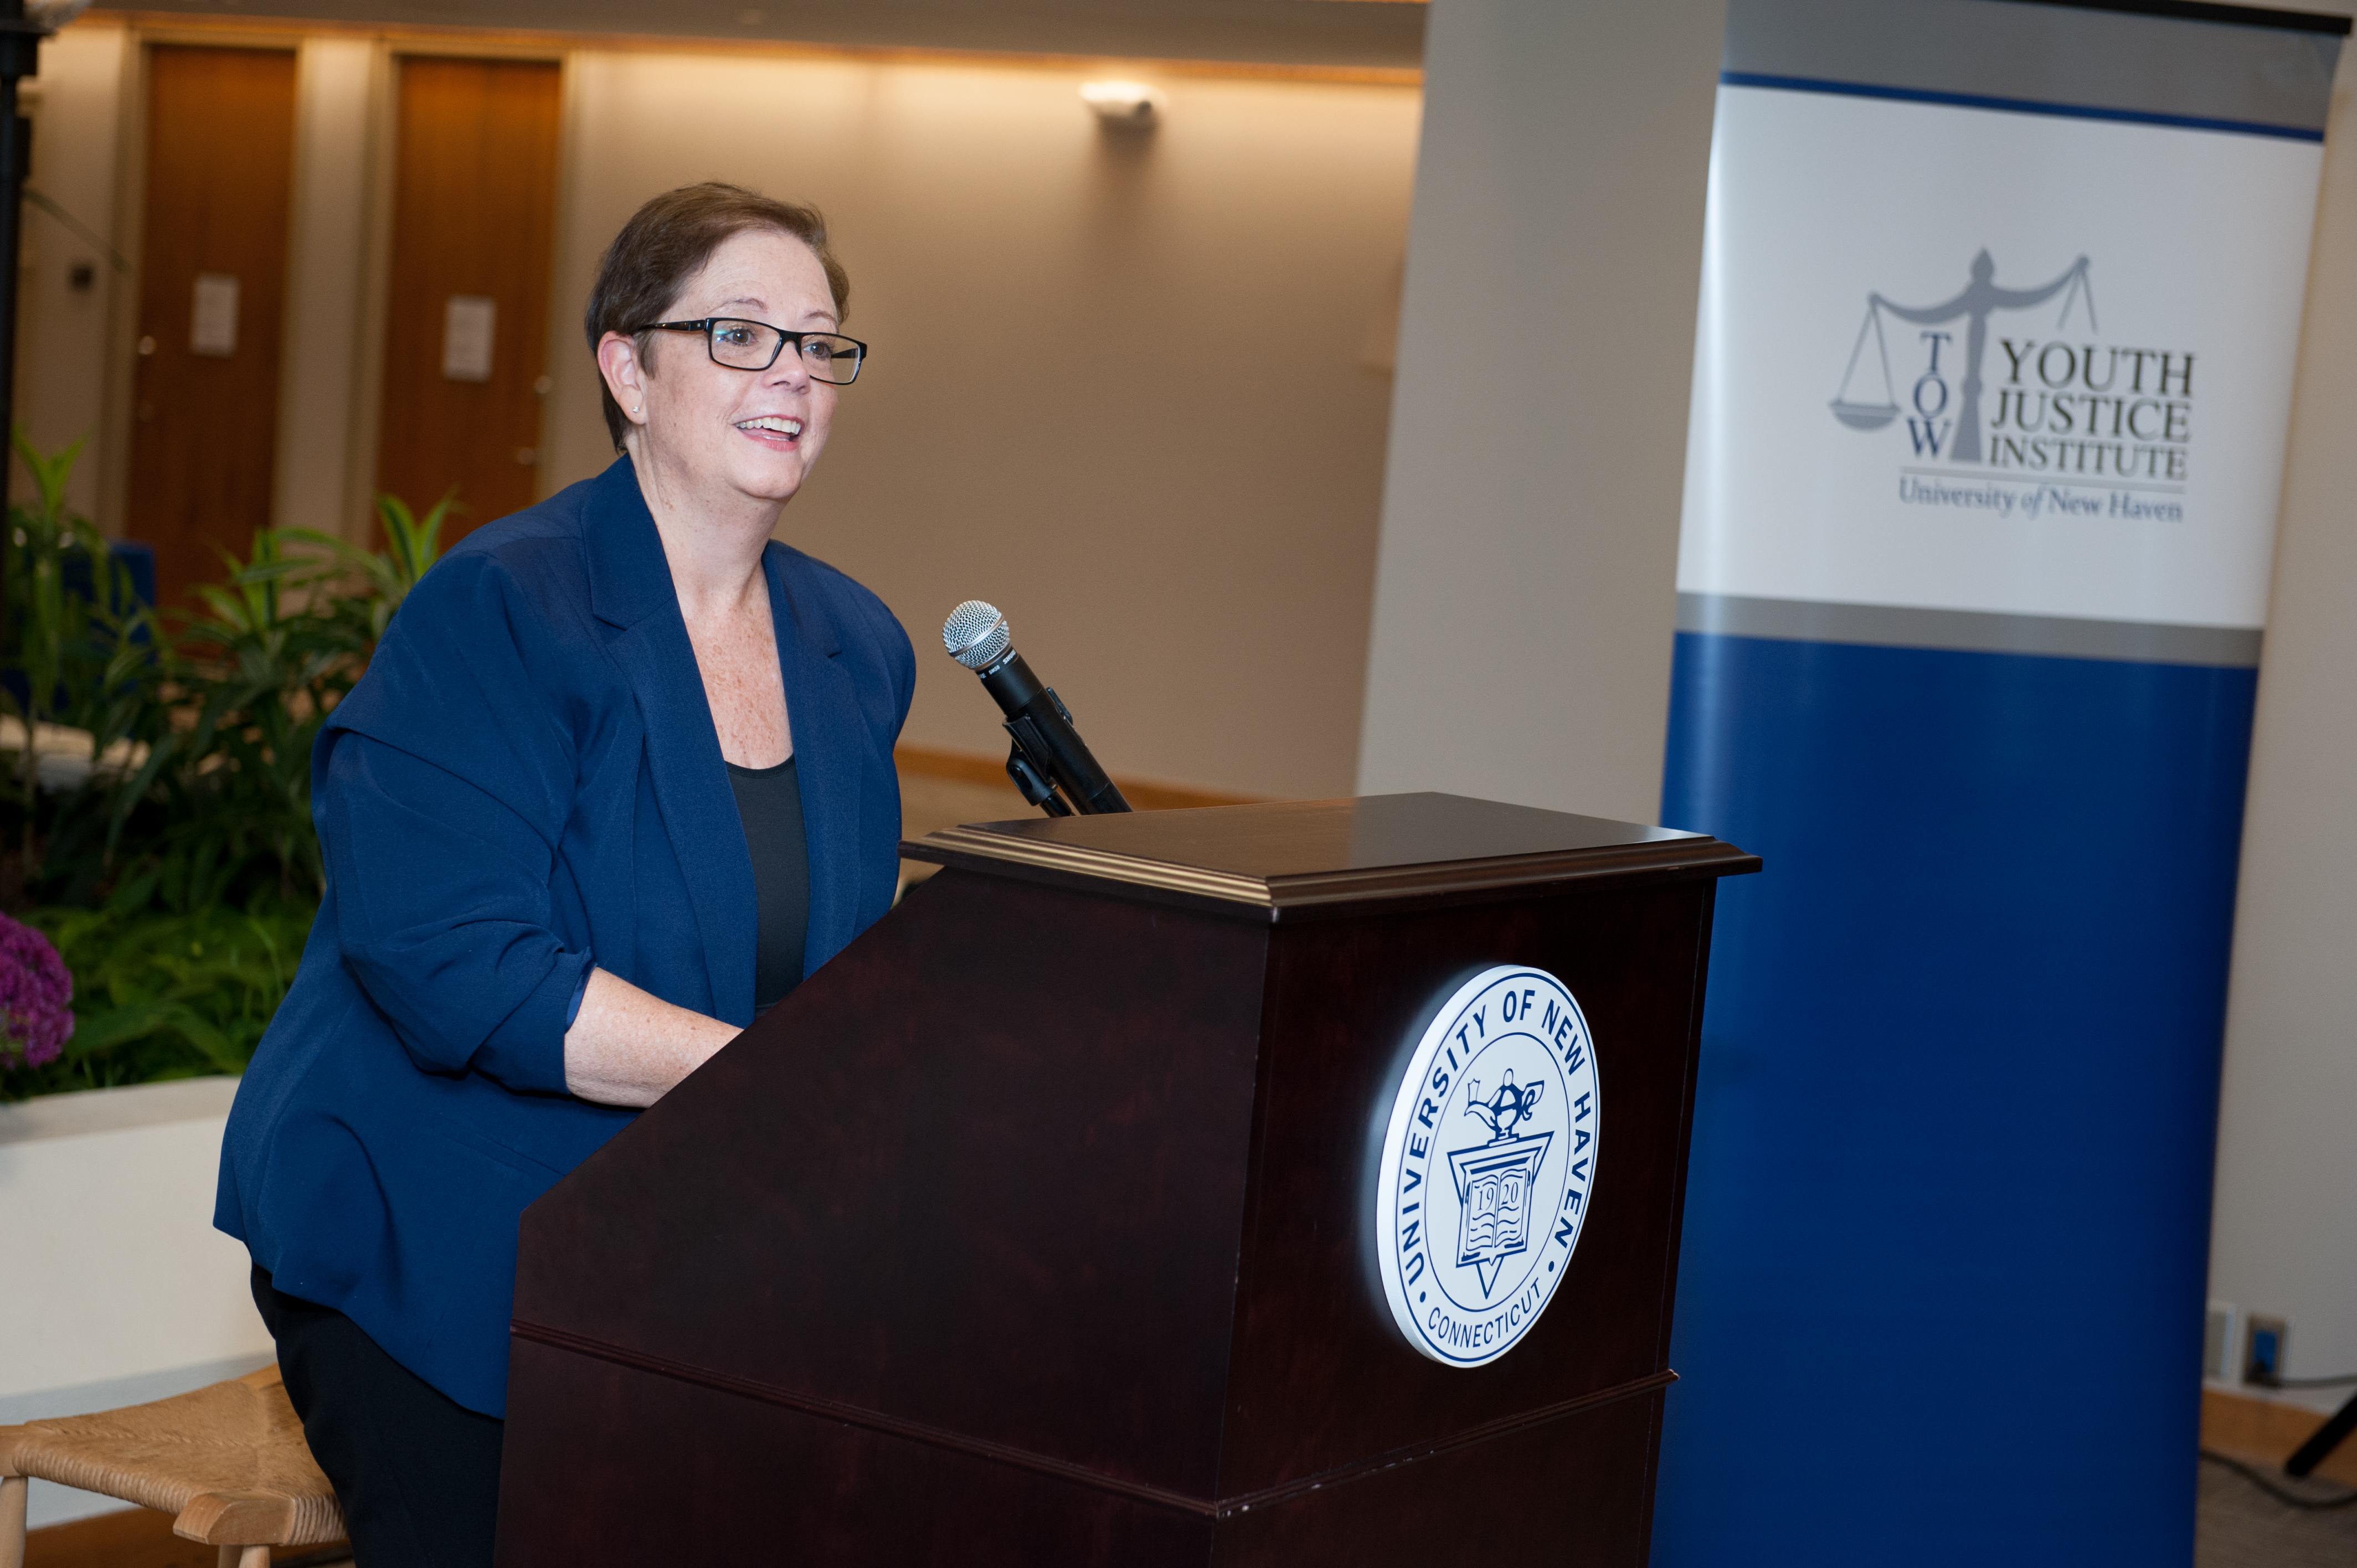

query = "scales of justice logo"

[
  {"left": 1375, "top": 966, "right": 1600, "bottom": 1369},
  {"left": 1826, "top": 250, "right": 2196, "bottom": 497},
  {"left": 1830, "top": 249, "right": 2097, "bottom": 463}
]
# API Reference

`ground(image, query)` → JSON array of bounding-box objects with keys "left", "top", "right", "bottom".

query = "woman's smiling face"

[{"left": 621, "top": 226, "right": 841, "bottom": 508}]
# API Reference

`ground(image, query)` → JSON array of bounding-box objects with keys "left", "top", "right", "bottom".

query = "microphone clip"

[{"left": 1005, "top": 733, "right": 1073, "bottom": 817}]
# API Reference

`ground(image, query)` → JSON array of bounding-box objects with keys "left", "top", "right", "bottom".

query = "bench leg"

[
  {"left": 215, "top": 1548, "right": 270, "bottom": 1568},
  {"left": 1, "top": 1475, "right": 25, "bottom": 1568}
]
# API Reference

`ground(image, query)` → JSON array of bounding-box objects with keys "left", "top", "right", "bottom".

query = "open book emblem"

[{"left": 1448, "top": 1084, "right": 1555, "bottom": 1299}]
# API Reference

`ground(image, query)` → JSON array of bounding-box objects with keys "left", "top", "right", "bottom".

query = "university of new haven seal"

[{"left": 1376, "top": 966, "right": 1600, "bottom": 1368}]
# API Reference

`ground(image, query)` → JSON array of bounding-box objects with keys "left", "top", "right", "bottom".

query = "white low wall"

[{"left": 0, "top": 1078, "right": 274, "bottom": 1527}]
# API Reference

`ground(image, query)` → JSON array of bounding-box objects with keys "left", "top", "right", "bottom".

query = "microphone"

[{"left": 941, "top": 600, "right": 1131, "bottom": 818}]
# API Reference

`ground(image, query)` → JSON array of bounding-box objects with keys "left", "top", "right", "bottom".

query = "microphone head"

[{"left": 943, "top": 600, "right": 1013, "bottom": 670}]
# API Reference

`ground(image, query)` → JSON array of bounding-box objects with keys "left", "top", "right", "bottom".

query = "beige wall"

[
  {"left": 1355, "top": 0, "right": 1725, "bottom": 825},
  {"left": 2207, "top": 18, "right": 2357, "bottom": 1400},
  {"left": 272, "top": 37, "right": 382, "bottom": 544},
  {"left": 14, "top": 24, "right": 130, "bottom": 519},
  {"left": 0, "top": 1080, "right": 274, "bottom": 1529},
  {"left": 18, "top": 23, "right": 1416, "bottom": 801},
  {"left": 542, "top": 52, "right": 1419, "bottom": 800}
]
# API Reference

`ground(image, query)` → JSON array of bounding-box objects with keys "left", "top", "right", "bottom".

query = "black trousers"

[{"left": 251, "top": 1268, "right": 506, "bottom": 1568}]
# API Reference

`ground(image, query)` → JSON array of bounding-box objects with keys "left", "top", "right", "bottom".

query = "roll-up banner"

[{"left": 1659, "top": 0, "right": 2345, "bottom": 1559}]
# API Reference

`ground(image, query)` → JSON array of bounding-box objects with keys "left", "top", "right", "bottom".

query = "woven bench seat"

[{"left": 0, "top": 1364, "right": 344, "bottom": 1568}]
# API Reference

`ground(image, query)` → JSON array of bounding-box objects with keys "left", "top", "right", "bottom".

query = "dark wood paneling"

[
  {"left": 500, "top": 1342, "right": 1663, "bottom": 1567},
  {"left": 124, "top": 45, "right": 297, "bottom": 609},
  {"left": 944, "top": 791, "right": 1725, "bottom": 879},
  {"left": 498, "top": 1340, "right": 1215, "bottom": 1567},
  {"left": 375, "top": 56, "right": 561, "bottom": 541},
  {"left": 501, "top": 798, "right": 1753, "bottom": 1564},
  {"left": 508, "top": 870, "right": 1274, "bottom": 1500},
  {"left": 1214, "top": 883, "right": 1713, "bottom": 1493},
  {"left": 1209, "top": 1387, "right": 1666, "bottom": 1566},
  {"left": 904, "top": 791, "right": 1761, "bottom": 922}
]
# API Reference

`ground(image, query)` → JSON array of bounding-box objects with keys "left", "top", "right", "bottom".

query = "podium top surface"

[{"left": 902, "top": 791, "right": 1758, "bottom": 920}]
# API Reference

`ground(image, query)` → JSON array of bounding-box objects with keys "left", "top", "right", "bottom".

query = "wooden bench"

[{"left": 0, "top": 1365, "right": 344, "bottom": 1568}]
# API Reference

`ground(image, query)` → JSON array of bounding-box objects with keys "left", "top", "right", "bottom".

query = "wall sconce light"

[{"left": 1080, "top": 80, "right": 1166, "bottom": 129}]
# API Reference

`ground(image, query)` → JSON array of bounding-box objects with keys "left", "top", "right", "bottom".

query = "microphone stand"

[{"left": 992, "top": 661, "right": 1127, "bottom": 817}]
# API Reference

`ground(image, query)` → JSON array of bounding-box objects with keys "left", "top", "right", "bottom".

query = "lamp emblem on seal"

[{"left": 1376, "top": 966, "right": 1600, "bottom": 1368}]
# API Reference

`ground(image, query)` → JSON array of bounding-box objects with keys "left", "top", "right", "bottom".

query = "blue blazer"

[{"left": 216, "top": 457, "right": 914, "bottom": 1416}]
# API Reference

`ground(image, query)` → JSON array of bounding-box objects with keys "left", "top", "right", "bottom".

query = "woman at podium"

[{"left": 212, "top": 183, "right": 914, "bottom": 1568}]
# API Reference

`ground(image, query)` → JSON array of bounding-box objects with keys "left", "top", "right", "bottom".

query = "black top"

[{"left": 725, "top": 756, "right": 810, "bottom": 1017}]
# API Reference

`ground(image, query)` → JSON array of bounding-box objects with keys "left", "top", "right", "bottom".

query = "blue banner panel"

[
  {"left": 1659, "top": 0, "right": 2342, "bottom": 1557},
  {"left": 1655, "top": 628, "right": 2255, "bottom": 1562}
]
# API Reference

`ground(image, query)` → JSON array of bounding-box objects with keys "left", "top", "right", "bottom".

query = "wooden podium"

[{"left": 496, "top": 793, "right": 1756, "bottom": 1564}]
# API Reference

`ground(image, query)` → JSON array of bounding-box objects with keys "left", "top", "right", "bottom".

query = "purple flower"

[{"left": 0, "top": 914, "right": 73, "bottom": 1070}]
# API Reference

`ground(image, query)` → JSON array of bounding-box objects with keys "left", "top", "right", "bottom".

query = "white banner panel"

[{"left": 1679, "top": 85, "right": 2323, "bottom": 634}]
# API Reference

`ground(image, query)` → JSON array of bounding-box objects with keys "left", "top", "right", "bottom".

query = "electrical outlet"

[
  {"left": 2206, "top": 1301, "right": 2238, "bottom": 1381},
  {"left": 2245, "top": 1313, "right": 2289, "bottom": 1386}
]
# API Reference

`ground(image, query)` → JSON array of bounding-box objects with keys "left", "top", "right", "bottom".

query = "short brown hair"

[{"left": 583, "top": 182, "right": 851, "bottom": 451}]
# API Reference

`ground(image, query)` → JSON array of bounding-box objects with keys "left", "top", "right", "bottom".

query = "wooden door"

[
  {"left": 375, "top": 57, "right": 563, "bottom": 545},
  {"left": 125, "top": 46, "right": 298, "bottom": 610}
]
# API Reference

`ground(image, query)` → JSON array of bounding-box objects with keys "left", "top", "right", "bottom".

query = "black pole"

[
  {"left": 0, "top": 0, "right": 37, "bottom": 651},
  {"left": 2284, "top": 1386, "right": 2357, "bottom": 1480}
]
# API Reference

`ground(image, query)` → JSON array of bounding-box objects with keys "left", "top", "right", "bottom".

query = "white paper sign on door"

[
  {"left": 442, "top": 296, "right": 497, "bottom": 383},
  {"left": 190, "top": 274, "right": 239, "bottom": 358}
]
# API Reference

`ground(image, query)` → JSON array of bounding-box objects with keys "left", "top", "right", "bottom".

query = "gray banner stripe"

[
  {"left": 1724, "top": 0, "right": 2340, "bottom": 132},
  {"left": 1677, "top": 592, "right": 2263, "bottom": 666}
]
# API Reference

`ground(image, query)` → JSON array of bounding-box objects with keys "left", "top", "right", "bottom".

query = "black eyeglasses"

[{"left": 632, "top": 318, "right": 868, "bottom": 385}]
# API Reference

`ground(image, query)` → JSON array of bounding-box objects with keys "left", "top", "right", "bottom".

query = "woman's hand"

[{"left": 563, "top": 968, "right": 743, "bottom": 1107}]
